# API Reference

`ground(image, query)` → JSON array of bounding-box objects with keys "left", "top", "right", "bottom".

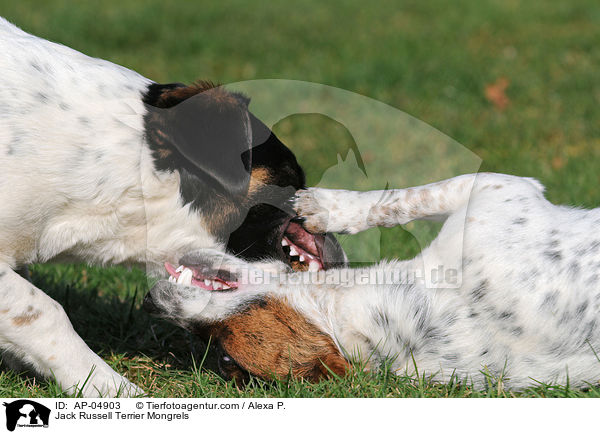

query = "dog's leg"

[
  {"left": 0, "top": 263, "right": 143, "bottom": 397},
  {"left": 295, "top": 173, "right": 544, "bottom": 234}
]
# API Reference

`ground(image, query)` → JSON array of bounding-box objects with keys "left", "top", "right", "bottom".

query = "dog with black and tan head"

[{"left": 0, "top": 18, "right": 344, "bottom": 397}]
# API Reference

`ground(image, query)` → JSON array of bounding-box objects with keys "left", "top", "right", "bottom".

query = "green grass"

[{"left": 1, "top": 0, "right": 599, "bottom": 397}]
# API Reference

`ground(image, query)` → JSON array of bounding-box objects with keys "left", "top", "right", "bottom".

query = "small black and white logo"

[{"left": 3, "top": 400, "right": 50, "bottom": 432}]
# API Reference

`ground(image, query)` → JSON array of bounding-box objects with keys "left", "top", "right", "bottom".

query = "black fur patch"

[
  {"left": 544, "top": 250, "right": 563, "bottom": 262},
  {"left": 471, "top": 279, "right": 489, "bottom": 302},
  {"left": 143, "top": 83, "right": 253, "bottom": 198},
  {"left": 372, "top": 308, "right": 391, "bottom": 328},
  {"left": 576, "top": 301, "right": 589, "bottom": 317}
]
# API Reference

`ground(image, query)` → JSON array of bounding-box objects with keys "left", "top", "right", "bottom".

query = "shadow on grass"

[{"left": 0, "top": 264, "right": 224, "bottom": 395}]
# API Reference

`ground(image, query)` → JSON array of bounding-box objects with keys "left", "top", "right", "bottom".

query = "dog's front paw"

[
  {"left": 294, "top": 188, "right": 370, "bottom": 234},
  {"left": 293, "top": 188, "right": 334, "bottom": 234},
  {"left": 81, "top": 371, "right": 144, "bottom": 398},
  {"left": 53, "top": 357, "right": 145, "bottom": 398}
]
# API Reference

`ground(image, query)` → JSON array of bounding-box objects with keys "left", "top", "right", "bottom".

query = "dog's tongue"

[
  {"left": 281, "top": 220, "right": 327, "bottom": 271},
  {"left": 285, "top": 221, "right": 320, "bottom": 257}
]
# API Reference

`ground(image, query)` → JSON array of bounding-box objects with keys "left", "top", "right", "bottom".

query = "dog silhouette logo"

[{"left": 3, "top": 400, "right": 50, "bottom": 431}]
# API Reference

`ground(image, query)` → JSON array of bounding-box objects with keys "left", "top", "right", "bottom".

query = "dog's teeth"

[
  {"left": 222, "top": 283, "right": 231, "bottom": 289},
  {"left": 281, "top": 239, "right": 289, "bottom": 247},
  {"left": 177, "top": 268, "right": 193, "bottom": 285},
  {"left": 299, "top": 255, "right": 305, "bottom": 262},
  {"left": 308, "top": 261, "right": 320, "bottom": 272},
  {"left": 204, "top": 279, "right": 211, "bottom": 287},
  {"left": 175, "top": 265, "right": 184, "bottom": 273},
  {"left": 289, "top": 247, "right": 299, "bottom": 256},
  {"left": 213, "top": 281, "right": 223, "bottom": 290},
  {"left": 168, "top": 276, "right": 176, "bottom": 283}
]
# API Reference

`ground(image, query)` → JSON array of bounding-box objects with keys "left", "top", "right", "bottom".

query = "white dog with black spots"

[{"left": 148, "top": 172, "right": 600, "bottom": 389}]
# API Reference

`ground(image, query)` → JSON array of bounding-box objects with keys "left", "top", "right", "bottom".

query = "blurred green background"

[{"left": 1, "top": 0, "right": 599, "bottom": 397}]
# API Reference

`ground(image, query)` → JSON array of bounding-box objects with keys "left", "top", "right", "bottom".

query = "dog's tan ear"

[
  {"left": 212, "top": 296, "right": 349, "bottom": 382},
  {"left": 312, "top": 350, "right": 350, "bottom": 380}
]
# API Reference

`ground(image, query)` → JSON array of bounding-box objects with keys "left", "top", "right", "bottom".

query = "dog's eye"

[{"left": 217, "top": 349, "right": 250, "bottom": 386}]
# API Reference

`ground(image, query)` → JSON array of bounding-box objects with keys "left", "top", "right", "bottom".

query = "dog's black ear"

[{"left": 144, "top": 82, "right": 252, "bottom": 197}]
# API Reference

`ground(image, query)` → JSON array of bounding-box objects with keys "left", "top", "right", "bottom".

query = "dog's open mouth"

[
  {"left": 280, "top": 220, "right": 324, "bottom": 272},
  {"left": 164, "top": 219, "right": 330, "bottom": 289},
  {"left": 165, "top": 263, "right": 239, "bottom": 291}
]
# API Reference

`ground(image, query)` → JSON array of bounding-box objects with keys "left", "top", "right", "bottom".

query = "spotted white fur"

[
  {"left": 0, "top": 18, "right": 223, "bottom": 396},
  {"left": 152, "top": 173, "right": 600, "bottom": 389}
]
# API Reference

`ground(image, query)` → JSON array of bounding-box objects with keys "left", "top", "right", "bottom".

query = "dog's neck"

[
  {"left": 38, "top": 145, "right": 223, "bottom": 272},
  {"left": 267, "top": 259, "right": 435, "bottom": 370}
]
